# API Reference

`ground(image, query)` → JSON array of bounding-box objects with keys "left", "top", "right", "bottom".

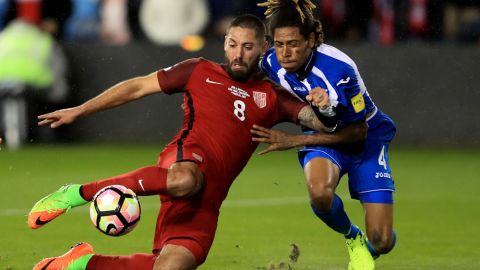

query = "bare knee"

[
  {"left": 368, "top": 229, "right": 395, "bottom": 254},
  {"left": 364, "top": 203, "right": 395, "bottom": 254},
  {"left": 167, "top": 163, "right": 203, "bottom": 198},
  {"left": 303, "top": 158, "right": 340, "bottom": 212},
  {"left": 310, "top": 186, "right": 335, "bottom": 212}
]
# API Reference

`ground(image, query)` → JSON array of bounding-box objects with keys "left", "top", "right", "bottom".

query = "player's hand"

[
  {"left": 38, "top": 107, "right": 81, "bottom": 128},
  {"left": 251, "top": 125, "right": 299, "bottom": 155},
  {"left": 306, "top": 87, "right": 330, "bottom": 110}
]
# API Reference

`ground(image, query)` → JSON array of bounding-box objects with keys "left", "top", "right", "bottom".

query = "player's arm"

[
  {"left": 254, "top": 83, "right": 368, "bottom": 154},
  {"left": 296, "top": 105, "right": 327, "bottom": 132},
  {"left": 38, "top": 72, "right": 161, "bottom": 128},
  {"left": 251, "top": 120, "right": 367, "bottom": 154},
  {"left": 256, "top": 84, "right": 366, "bottom": 154}
]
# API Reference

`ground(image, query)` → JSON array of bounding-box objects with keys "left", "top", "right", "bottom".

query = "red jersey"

[{"left": 156, "top": 58, "right": 304, "bottom": 203}]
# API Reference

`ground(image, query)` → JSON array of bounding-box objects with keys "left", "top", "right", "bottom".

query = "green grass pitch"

[{"left": 1, "top": 144, "right": 479, "bottom": 269}]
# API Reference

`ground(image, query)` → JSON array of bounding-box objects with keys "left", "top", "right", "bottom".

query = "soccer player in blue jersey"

[{"left": 252, "top": 1, "right": 397, "bottom": 269}]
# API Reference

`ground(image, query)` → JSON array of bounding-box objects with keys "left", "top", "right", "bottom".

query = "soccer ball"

[{"left": 89, "top": 185, "right": 141, "bottom": 236}]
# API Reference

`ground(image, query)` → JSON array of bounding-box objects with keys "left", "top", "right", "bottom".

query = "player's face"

[
  {"left": 224, "top": 26, "right": 266, "bottom": 82},
  {"left": 273, "top": 27, "right": 315, "bottom": 73}
]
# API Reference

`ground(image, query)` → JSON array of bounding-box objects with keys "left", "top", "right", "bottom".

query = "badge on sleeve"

[{"left": 350, "top": 92, "right": 365, "bottom": 113}]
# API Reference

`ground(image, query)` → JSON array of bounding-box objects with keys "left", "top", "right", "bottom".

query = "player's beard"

[{"left": 225, "top": 55, "right": 260, "bottom": 82}]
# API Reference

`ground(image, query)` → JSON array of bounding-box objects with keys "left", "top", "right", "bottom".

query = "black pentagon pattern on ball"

[{"left": 93, "top": 185, "right": 141, "bottom": 236}]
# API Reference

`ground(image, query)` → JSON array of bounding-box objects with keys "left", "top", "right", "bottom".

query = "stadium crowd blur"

[{"left": 0, "top": 0, "right": 478, "bottom": 45}]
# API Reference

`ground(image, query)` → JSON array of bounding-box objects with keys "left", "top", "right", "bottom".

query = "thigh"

[
  {"left": 303, "top": 156, "right": 341, "bottom": 195},
  {"left": 153, "top": 244, "right": 197, "bottom": 270},
  {"left": 158, "top": 144, "right": 207, "bottom": 173},
  {"left": 153, "top": 199, "right": 219, "bottom": 265},
  {"left": 299, "top": 149, "right": 348, "bottom": 194},
  {"left": 348, "top": 142, "right": 395, "bottom": 200},
  {"left": 362, "top": 203, "right": 393, "bottom": 241}
]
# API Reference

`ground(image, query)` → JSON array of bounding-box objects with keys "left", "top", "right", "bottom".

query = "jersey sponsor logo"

[
  {"left": 227, "top": 85, "right": 250, "bottom": 98},
  {"left": 375, "top": 172, "right": 392, "bottom": 179},
  {"left": 350, "top": 92, "right": 365, "bottom": 113},
  {"left": 336, "top": 76, "right": 350, "bottom": 86},
  {"left": 206, "top": 77, "right": 223, "bottom": 85},
  {"left": 253, "top": 91, "right": 267, "bottom": 108},
  {"left": 192, "top": 152, "right": 203, "bottom": 162}
]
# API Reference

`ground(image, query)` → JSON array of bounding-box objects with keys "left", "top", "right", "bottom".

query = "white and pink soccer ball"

[{"left": 89, "top": 185, "right": 141, "bottom": 236}]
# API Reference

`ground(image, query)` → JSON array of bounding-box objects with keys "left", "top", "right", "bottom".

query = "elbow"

[{"left": 128, "top": 75, "right": 159, "bottom": 100}]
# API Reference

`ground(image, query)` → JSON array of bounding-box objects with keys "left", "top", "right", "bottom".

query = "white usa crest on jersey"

[{"left": 253, "top": 91, "right": 267, "bottom": 108}]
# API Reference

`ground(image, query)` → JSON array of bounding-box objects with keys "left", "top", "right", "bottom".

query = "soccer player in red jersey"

[{"left": 29, "top": 15, "right": 327, "bottom": 270}]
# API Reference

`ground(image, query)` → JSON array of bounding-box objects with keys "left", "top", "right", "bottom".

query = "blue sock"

[
  {"left": 311, "top": 194, "right": 357, "bottom": 238},
  {"left": 344, "top": 224, "right": 361, "bottom": 239}
]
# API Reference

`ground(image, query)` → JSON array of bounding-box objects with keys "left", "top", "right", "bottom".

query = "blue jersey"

[
  {"left": 261, "top": 44, "right": 397, "bottom": 203},
  {"left": 261, "top": 44, "right": 376, "bottom": 130}
]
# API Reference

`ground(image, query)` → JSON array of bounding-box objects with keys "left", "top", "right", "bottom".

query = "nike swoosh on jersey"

[
  {"left": 206, "top": 78, "right": 223, "bottom": 85},
  {"left": 36, "top": 216, "right": 51, "bottom": 226},
  {"left": 336, "top": 77, "right": 350, "bottom": 86}
]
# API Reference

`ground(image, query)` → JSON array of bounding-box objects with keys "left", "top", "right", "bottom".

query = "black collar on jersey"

[{"left": 295, "top": 49, "right": 317, "bottom": 81}]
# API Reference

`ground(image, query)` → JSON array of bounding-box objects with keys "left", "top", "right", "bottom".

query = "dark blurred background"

[
  {"left": 0, "top": 0, "right": 479, "bottom": 150},
  {"left": 1, "top": 0, "right": 479, "bottom": 44}
]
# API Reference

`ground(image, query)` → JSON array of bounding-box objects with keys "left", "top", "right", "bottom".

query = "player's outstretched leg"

[
  {"left": 34, "top": 242, "right": 159, "bottom": 269},
  {"left": 28, "top": 184, "right": 87, "bottom": 229},
  {"left": 346, "top": 231, "right": 375, "bottom": 270},
  {"left": 28, "top": 165, "right": 194, "bottom": 229},
  {"left": 33, "top": 242, "right": 94, "bottom": 270}
]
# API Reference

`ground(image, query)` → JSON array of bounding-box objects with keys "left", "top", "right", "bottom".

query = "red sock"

[
  {"left": 86, "top": 253, "right": 156, "bottom": 270},
  {"left": 81, "top": 166, "right": 168, "bottom": 200}
]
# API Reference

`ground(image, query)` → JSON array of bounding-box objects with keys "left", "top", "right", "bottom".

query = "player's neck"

[{"left": 294, "top": 49, "right": 316, "bottom": 81}]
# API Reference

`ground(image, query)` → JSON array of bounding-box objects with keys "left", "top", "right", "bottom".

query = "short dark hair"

[
  {"left": 259, "top": 0, "right": 324, "bottom": 46},
  {"left": 227, "top": 14, "right": 267, "bottom": 42}
]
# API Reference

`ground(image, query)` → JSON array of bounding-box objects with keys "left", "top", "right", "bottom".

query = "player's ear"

[{"left": 261, "top": 39, "right": 269, "bottom": 54}]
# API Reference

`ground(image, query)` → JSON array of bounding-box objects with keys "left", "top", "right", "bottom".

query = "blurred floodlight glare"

[{"left": 180, "top": 35, "right": 205, "bottom": 52}]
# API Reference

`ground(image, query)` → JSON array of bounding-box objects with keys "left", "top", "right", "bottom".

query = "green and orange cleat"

[
  {"left": 33, "top": 242, "right": 94, "bottom": 270},
  {"left": 346, "top": 232, "right": 375, "bottom": 270},
  {"left": 28, "top": 184, "right": 88, "bottom": 229}
]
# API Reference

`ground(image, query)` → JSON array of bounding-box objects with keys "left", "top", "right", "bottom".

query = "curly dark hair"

[{"left": 258, "top": 0, "right": 324, "bottom": 46}]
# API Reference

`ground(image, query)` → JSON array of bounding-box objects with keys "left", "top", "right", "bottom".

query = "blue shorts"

[{"left": 298, "top": 110, "right": 396, "bottom": 204}]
